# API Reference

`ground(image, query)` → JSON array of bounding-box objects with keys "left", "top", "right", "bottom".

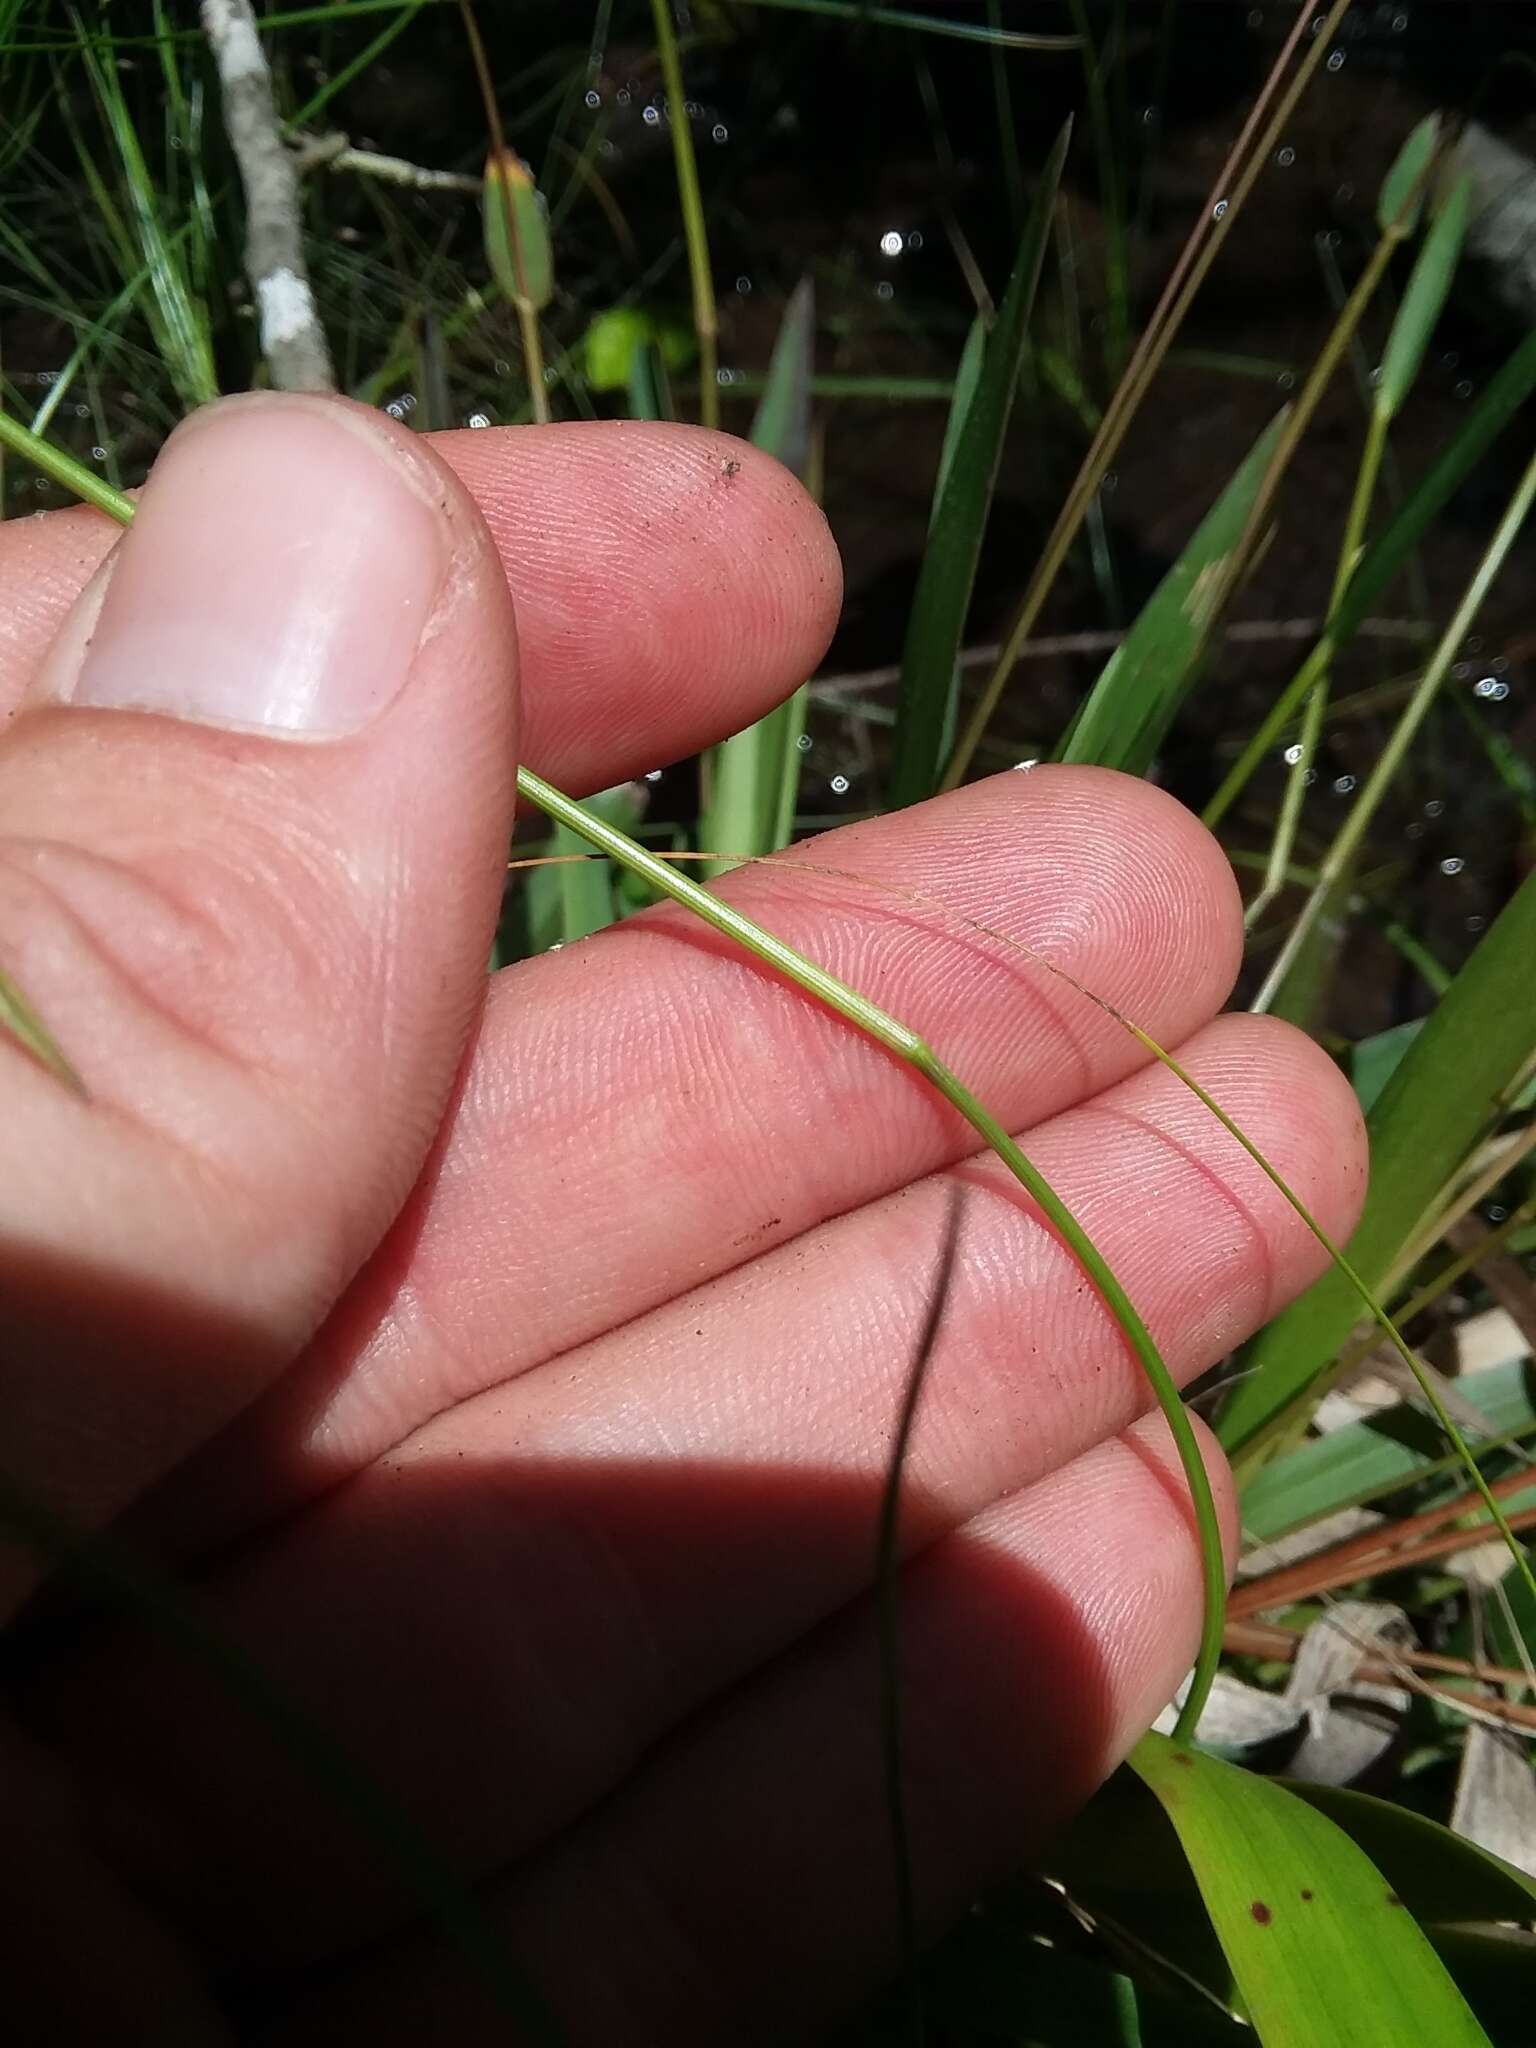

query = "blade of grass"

[
  {"left": 735, "top": 0, "right": 1082, "bottom": 49},
  {"left": 462, "top": 0, "right": 552, "bottom": 423},
  {"left": 1128, "top": 1733, "right": 1492, "bottom": 2047},
  {"left": 0, "top": 961, "right": 87, "bottom": 1095},
  {"left": 649, "top": 0, "right": 717, "bottom": 429},
  {"left": 887, "top": 121, "right": 1070, "bottom": 810},
  {"left": 1055, "top": 411, "right": 1285, "bottom": 775},
  {"left": 700, "top": 279, "right": 816, "bottom": 876}
]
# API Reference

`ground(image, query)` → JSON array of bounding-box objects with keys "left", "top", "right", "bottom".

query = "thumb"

[{"left": 0, "top": 394, "right": 517, "bottom": 1615}]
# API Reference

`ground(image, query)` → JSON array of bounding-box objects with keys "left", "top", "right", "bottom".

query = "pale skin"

[{"left": 0, "top": 398, "right": 1367, "bottom": 2042}]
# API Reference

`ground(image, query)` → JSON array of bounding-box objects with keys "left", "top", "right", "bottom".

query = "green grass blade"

[
  {"left": 1377, "top": 175, "right": 1472, "bottom": 421},
  {"left": 1056, "top": 411, "right": 1285, "bottom": 774},
  {"left": 887, "top": 120, "right": 1070, "bottom": 811},
  {"left": 482, "top": 148, "right": 553, "bottom": 311},
  {"left": 1376, "top": 111, "right": 1439, "bottom": 238},
  {"left": 649, "top": 0, "right": 718, "bottom": 426},
  {"left": 1239, "top": 1354, "right": 1536, "bottom": 1544},
  {"left": 1128, "top": 1734, "right": 1492, "bottom": 2048},
  {"left": 0, "top": 961, "right": 86, "bottom": 1095},
  {"left": 929, "top": 315, "right": 985, "bottom": 527},
  {"left": 1221, "top": 866, "right": 1536, "bottom": 1460},
  {"left": 700, "top": 279, "right": 816, "bottom": 875}
]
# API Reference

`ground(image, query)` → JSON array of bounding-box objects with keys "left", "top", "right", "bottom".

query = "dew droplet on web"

[{"left": 1440, "top": 856, "right": 1464, "bottom": 876}]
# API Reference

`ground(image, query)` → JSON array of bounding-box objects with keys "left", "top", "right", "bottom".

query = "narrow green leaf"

[
  {"left": 1377, "top": 112, "right": 1439, "bottom": 236},
  {"left": 1377, "top": 175, "right": 1472, "bottom": 420},
  {"left": 750, "top": 275, "right": 815, "bottom": 475},
  {"left": 0, "top": 962, "right": 86, "bottom": 1095},
  {"left": 1240, "top": 1354, "right": 1536, "bottom": 1543},
  {"left": 1129, "top": 1734, "right": 1491, "bottom": 2048},
  {"left": 524, "top": 784, "right": 644, "bottom": 952},
  {"left": 626, "top": 338, "right": 674, "bottom": 422},
  {"left": 888, "top": 119, "right": 1070, "bottom": 809},
  {"left": 1057, "top": 412, "right": 1285, "bottom": 775},
  {"left": 1220, "top": 867, "right": 1536, "bottom": 1458},
  {"left": 483, "top": 148, "right": 553, "bottom": 311},
  {"left": 1285, "top": 1782, "right": 1536, "bottom": 1926},
  {"left": 699, "top": 280, "right": 817, "bottom": 873},
  {"left": 930, "top": 316, "right": 986, "bottom": 521},
  {"left": 1351, "top": 1017, "right": 1424, "bottom": 1113},
  {"left": 736, "top": 0, "right": 1082, "bottom": 48}
]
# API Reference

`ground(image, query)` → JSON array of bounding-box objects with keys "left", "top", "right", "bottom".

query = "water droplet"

[
  {"left": 1465, "top": 635, "right": 1483, "bottom": 652},
  {"left": 1102, "top": 470, "right": 1118, "bottom": 492},
  {"left": 1451, "top": 661, "right": 1473, "bottom": 680},
  {"left": 1424, "top": 798, "right": 1445, "bottom": 817},
  {"left": 642, "top": 104, "right": 660, "bottom": 126},
  {"left": 465, "top": 411, "right": 491, "bottom": 428},
  {"left": 907, "top": 229, "right": 924, "bottom": 251},
  {"left": 716, "top": 367, "right": 739, "bottom": 385},
  {"left": 644, "top": 768, "right": 663, "bottom": 783},
  {"left": 1247, "top": 6, "right": 1263, "bottom": 24},
  {"left": 1333, "top": 774, "right": 1356, "bottom": 794},
  {"left": 1303, "top": 768, "right": 1318, "bottom": 786},
  {"left": 1311, "top": 12, "right": 1328, "bottom": 32},
  {"left": 1442, "top": 349, "right": 1460, "bottom": 368},
  {"left": 493, "top": 357, "right": 510, "bottom": 375},
  {"left": 685, "top": 100, "right": 701, "bottom": 118},
  {"left": 735, "top": 275, "right": 752, "bottom": 294},
  {"left": 1482, "top": 679, "right": 1510, "bottom": 702},
  {"left": 1326, "top": 47, "right": 1346, "bottom": 70},
  {"left": 1277, "top": 369, "right": 1296, "bottom": 390},
  {"left": 72, "top": 402, "right": 89, "bottom": 418},
  {"left": 169, "top": 133, "right": 183, "bottom": 151},
  {"left": 1405, "top": 819, "right": 1425, "bottom": 839},
  {"left": 1276, "top": 145, "right": 1296, "bottom": 167},
  {"left": 1466, "top": 913, "right": 1486, "bottom": 932},
  {"left": 584, "top": 88, "right": 600, "bottom": 109},
  {"left": 90, "top": 445, "right": 107, "bottom": 461},
  {"left": 1368, "top": 364, "right": 1383, "bottom": 387},
  {"left": 1439, "top": 855, "right": 1464, "bottom": 875},
  {"left": 1283, "top": 742, "right": 1305, "bottom": 765},
  {"left": 1142, "top": 104, "right": 1157, "bottom": 124},
  {"left": 1473, "top": 675, "right": 1500, "bottom": 698},
  {"left": 1488, "top": 1202, "right": 1508, "bottom": 1221},
  {"left": 1392, "top": 11, "right": 1409, "bottom": 30},
  {"left": 875, "top": 280, "right": 894, "bottom": 302},
  {"left": 711, "top": 122, "right": 729, "bottom": 143},
  {"left": 879, "top": 228, "right": 904, "bottom": 256},
  {"left": 616, "top": 87, "right": 631, "bottom": 106},
  {"left": 1012, "top": 758, "right": 1040, "bottom": 773},
  {"left": 1492, "top": 656, "right": 1509, "bottom": 674},
  {"left": 830, "top": 774, "right": 851, "bottom": 795},
  {"left": 1455, "top": 378, "right": 1474, "bottom": 398},
  {"left": 795, "top": 733, "right": 812, "bottom": 753},
  {"left": 1212, "top": 198, "right": 1229, "bottom": 220}
]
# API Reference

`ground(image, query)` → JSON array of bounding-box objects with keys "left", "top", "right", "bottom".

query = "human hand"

[{"left": 0, "top": 396, "right": 1365, "bottom": 2043}]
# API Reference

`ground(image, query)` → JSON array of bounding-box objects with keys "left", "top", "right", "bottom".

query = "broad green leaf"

[
  {"left": 585, "top": 306, "right": 692, "bottom": 395},
  {"left": 0, "top": 962, "right": 85, "bottom": 1094},
  {"left": 1377, "top": 112, "right": 1439, "bottom": 237},
  {"left": 1056, "top": 411, "right": 1285, "bottom": 775},
  {"left": 1240, "top": 1355, "right": 1536, "bottom": 1542},
  {"left": 483, "top": 149, "right": 552, "bottom": 311},
  {"left": 1219, "top": 867, "right": 1536, "bottom": 1459},
  {"left": 1129, "top": 1734, "right": 1490, "bottom": 2047},
  {"left": 1286, "top": 1782, "right": 1536, "bottom": 1926},
  {"left": 699, "top": 280, "right": 817, "bottom": 870},
  {"left": 1377, "top": 175, "right": 1472, "bottom": 420},
  {"left": 888, "top": 119, "right": 1070, "bottom": 809}
]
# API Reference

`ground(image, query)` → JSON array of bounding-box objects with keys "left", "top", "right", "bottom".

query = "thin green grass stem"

[
  {"left": 939, "top": 0, "right": 1350, "bottom": 792},
  {"left": 649, "top": 0, "right": 718, "bottom": 430},
  {"left": 1245, "top": 400, "right": 1390, "bottom": 932},
  {"left": 1252, "top": 441, "right": 1536, "bottom": 1014}
]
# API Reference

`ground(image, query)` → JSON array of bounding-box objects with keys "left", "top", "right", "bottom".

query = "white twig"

[{"left": 201, "top": 0, "right": 335, "bottom": 393}]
